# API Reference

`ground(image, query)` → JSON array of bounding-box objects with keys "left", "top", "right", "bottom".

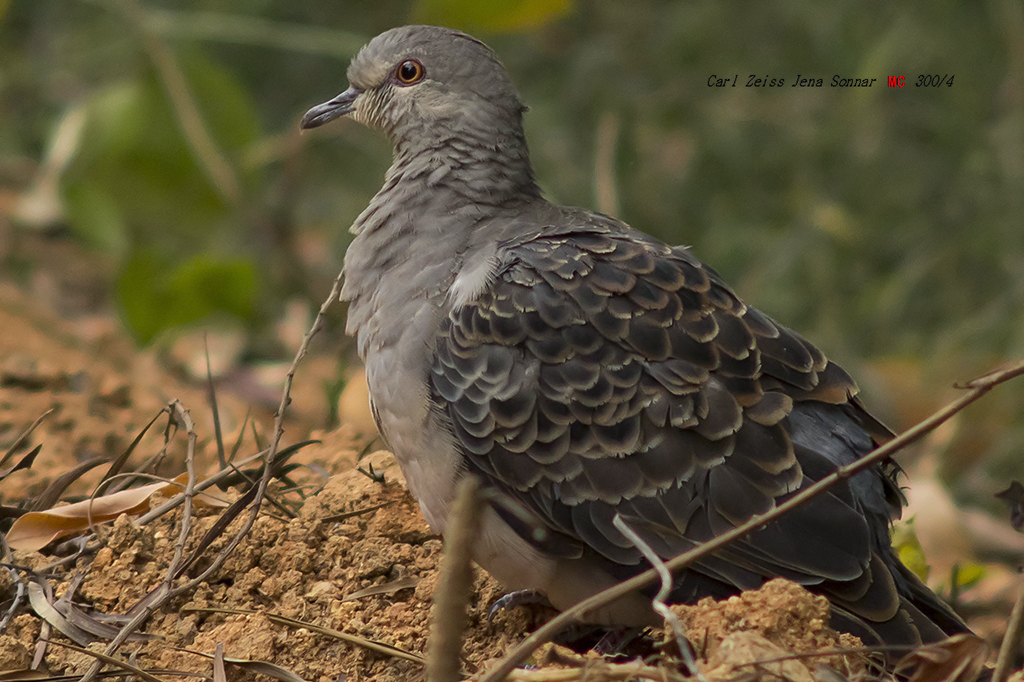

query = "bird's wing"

[{"left": 430, "top": 226, "right": 948, "bottom": 643}]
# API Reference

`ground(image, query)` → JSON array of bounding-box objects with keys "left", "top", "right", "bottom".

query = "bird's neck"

[
  {"left": 389, "top": 123, "right": 542, "bottom": 211},
  {"left": 341, "top": 131, "right": 543, "bottom": 353},
  {"left": 345, "top": 125, "right": 541, "bottom": 287}
]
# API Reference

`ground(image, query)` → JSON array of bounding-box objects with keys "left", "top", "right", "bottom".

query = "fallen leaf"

[
  {"left": 996, "top": 481, "right": 1024, "bottom": 532},
  {"left": 183, "top": 645, "right": 307, "bottom": 682},
  {"left": 6, "top": 473, "right": 227, "bottom": 551},
  {"left": 893, "top": 634, "right": 989, "bottom": 682},
  {"left": 341, "top": 577, "right": 419, "bottom": 602},
  {"left": 0, "top": 445, "right": 41, "bottom": 481},
  {"left": 26, "top": 581, "right": 95, "bottom": 646}
]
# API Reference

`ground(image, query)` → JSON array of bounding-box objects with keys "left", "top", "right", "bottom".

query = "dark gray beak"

[{"left": 300, "top": 87, "right": 361, "bottom": 129}]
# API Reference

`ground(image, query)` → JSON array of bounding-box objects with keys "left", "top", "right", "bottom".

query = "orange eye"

[{"left": 396, "top": 59, "right": 424, "bottom": 85}]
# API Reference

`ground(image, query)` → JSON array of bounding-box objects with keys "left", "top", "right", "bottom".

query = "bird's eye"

[{"left": 396, "top": 59, "right": 425, "bottom": 85}]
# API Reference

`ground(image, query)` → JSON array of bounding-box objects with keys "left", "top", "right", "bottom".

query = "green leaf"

[
  {"left": 117, "top": 250, "right": 173, "bottom": 345},
  {"left": 117, "top": 251, "right": 258, "bottom": 344},
  {"left": 412, "top": 0, "right": 573, "bottom": 33},
  {"left": 62, "top": 181, "right": 129, "bottom": 255},
  {"left": 167, "top": 254, "right": 257, "bottom": 323},
  {"left": 62, "top": 47, "right": 262, "bottom": 257},
  {"left": 891, "top": 518, "right": 929, "bottom": 582},
  {"left": 950, "top": 562, "right": 986, "bottom": 592}
]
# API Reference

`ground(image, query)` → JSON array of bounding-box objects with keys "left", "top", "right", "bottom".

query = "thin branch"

[
  {"left": 78, "top": 401, "right": 200, "bottom": 682},
  {"left": 182, "top": 607, "right": 425, "bottom": 664},
  {"left": 426, "top": 476, "right": 483, "bottom": 682},
  {"left": 593, "top": 111, "right": 620, "bottom": 218},
  {"left": 45, "top": 640, "right": 166, "bottom": 682},
  {"left": 144, "top": 9, "right": 366, "bottom": 58},
  {"left": 163, "top": 402, "right": 199, "bottom": 594},
  {"left": 612, "top": 515, "right": 702, "bottom": 679},
  {"left": 73, "top": 263, "right": 344, "bottom": 679},
  {"left": 157, "top": 269, "right": 343, "bottom": 596},
  {"left": 480, "top": 359, "right": 1024, "bottom": 682},
  {"left": 135, "top": 448, "right": 264, "bottom": 525},
  {"left": 993, "top": 581, "right": 1024, "bottom": 682},
  {"left": 111, "top": 0, "right": 242, "bottom": 205}
]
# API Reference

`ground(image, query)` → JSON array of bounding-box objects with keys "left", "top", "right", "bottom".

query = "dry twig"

[
  {"left": 427, "top": 476, "right": 483, "bottom": 682},
  {"left": 68, "top": 264, "right": 344, "bottom": 679},
  {"left": 46, "top": 639, "right": 165, "bottom": 682},
  {"left": 182, "top": 607, "right": 425, "bottom": 664},
  {"left": 78, "top": 401, "right": 200, "bottom": 682},
  {"left": 993, "top": 586, "right": 1024, "bottom": 682},
  {"left": 612, "top": 514, "right": 702, "bottom": 678},
  {"left": 111, "top": 0, "right": 242, "bottom": 204}
]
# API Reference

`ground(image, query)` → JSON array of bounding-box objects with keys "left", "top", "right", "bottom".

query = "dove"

[{"left": 301, "top": 25, "right": 969, "bottom": 656}]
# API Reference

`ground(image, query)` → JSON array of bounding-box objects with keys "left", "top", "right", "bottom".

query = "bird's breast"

[
  {"left": 361, "top": 312, "right": 463, "bottom": 533},
  {"left": 345, "top": 228, "right": 466, "bottom": 533}
]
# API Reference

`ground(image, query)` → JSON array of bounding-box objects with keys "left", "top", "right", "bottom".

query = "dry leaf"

[
  {"left": 996, "top": 481, "right": 1024, "bottom": 532},
  {"left": 341, "top": 577, "right": 419, "bottom": 602},
  {"left": 6, "top": 473, "right": 227, "bottom": 551},
  {"left": 0, "top": 671, "right": 50, "bottom": 681},
  {"left": 0, "top": 445, "right": 41, "bottom": 481},
  {"left": 187, "top": 645, "right": 307, "bottom": 682},
  {"left": 894, "top": 634, "right": 989, "bottom": 682},
  {"left": 26, "top": 581, "right": 95, "bottom": 646}
]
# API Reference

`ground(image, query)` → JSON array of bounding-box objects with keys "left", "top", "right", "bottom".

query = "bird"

[{"left": 300, "top": 25, "right": 969, "bottom": 659}]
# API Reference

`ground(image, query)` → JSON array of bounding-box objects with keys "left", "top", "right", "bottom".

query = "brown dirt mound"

[
  {"left": 3, "top": 448, "right": 872, "bottom": 681},
  {"left": 4, "top": 451, "right": 520, "bottom": 681},
  {"left": 671, "top": 579, "right": 866, "bottom": 678}
]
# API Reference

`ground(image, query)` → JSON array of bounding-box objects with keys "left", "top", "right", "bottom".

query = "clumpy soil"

[
  {"left": 3, "top": 451, "right": 870, "bottom": 682},
  {"left": 33, "top": 450, "right": 525, "bottom": 682}
]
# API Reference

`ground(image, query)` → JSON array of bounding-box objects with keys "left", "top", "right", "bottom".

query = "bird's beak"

[{"left": 300, "top": 87, "right": 362, "bottom": 130}]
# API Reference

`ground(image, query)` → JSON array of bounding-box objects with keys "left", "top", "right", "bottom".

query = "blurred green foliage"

[
  {"left": 63, "top": 49, "right": 261, "bottom": 249},
  {"left": 1, "top": 0, "right": 1022, "bottom": 489},
  {"left": 412, "top": 0, "right": 571, "bottom": 32},
  {"left": 893, "top": 518, "right": 986, "bottom": 592},
  {"left": 117, "top": 249, "right": 257, "bottom": 344}
]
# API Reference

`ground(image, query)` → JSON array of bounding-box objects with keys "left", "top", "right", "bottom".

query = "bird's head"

[{"left": 300, "top": 25, "right": 527, "bottom": 149}]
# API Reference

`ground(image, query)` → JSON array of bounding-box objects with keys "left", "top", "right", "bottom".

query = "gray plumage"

[{"left": 301, "top": 25, "right": 968, "bottom": 657}]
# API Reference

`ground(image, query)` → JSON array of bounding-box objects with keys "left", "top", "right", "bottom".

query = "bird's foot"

[
  {"left": 549, "top": 624, "right": 650, "bottom": 658},
  {"left": 487, "top": 589, "right": 552, "bottom": 623},
  {"left": 591, "top": 626, "right": 646, "bottom": 656}
]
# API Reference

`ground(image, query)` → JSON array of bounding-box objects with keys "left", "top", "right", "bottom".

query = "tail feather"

[{"left": 823, "top": 551, "right": 969, "bottom": 666}]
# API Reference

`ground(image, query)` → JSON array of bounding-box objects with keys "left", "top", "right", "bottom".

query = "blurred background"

[{"left": 0, "top": 0, "right": 1022, "bottom": 543}]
